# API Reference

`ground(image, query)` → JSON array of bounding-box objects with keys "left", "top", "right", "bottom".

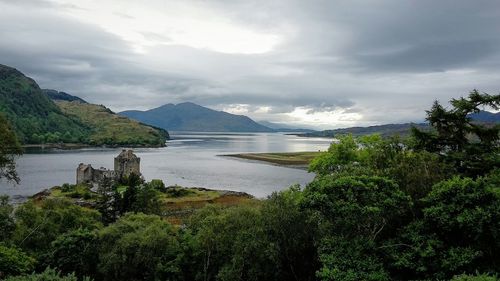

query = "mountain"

[
  {"left": 120, "top": 102, "right": 274, "bottom": 132},
  {"left": 42, "top": 89, "right": 87, "bottom": 103},
  {"left": 0, "top": 64, "right": 90, "bottom": 143},
  {"left": 258, "top": 121, "right": 316, "bottom": 133},
  {"left": 468, "top": 111, "right": 500, "bottom": 122},
  {"left": 0, "top": 63, "right": 168, "bottom": 146}
]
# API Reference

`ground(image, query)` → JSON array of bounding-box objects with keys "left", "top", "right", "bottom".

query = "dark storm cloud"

[{"left": 0, "top": 0, "right": 499, "bottom": 128}]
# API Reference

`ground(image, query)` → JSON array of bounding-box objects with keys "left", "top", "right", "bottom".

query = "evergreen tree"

[
  {"left": 412, "top": 90, "right": 500, "bottom": 177},
  {"left": 0, "top": 114, "right": 22, "bottom": 183}
]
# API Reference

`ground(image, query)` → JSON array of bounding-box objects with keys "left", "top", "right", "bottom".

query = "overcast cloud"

[{"left": 1, "top": 0, "right": 499, "bottom": 129}]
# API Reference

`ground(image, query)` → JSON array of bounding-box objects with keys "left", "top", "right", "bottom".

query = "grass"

[
  {"left": 159, "top": 186, "right": 257, "bottom": 225},
  {"left": 223, "top": 151, "right": 322, "bottom": 166},
  {"left": 55, "top": 101, "right": 168, "bottom": 146},
  {"left": 53, "top": 184, "right": 96, "bottom": 200},
  {"left": 37, "top": 184, "right": 256, "bottom": 225}
]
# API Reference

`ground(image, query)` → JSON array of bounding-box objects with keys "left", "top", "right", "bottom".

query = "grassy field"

[{"left": 223, "top": 151, "right": 322, "bottom": 166}]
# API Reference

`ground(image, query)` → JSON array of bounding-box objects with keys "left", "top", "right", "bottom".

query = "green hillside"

[
  {"left": 55, "top": 101, "right": 169, "bottom": 146},
  {"left": 0, "top": 64, "right": 168, "bottom": 146},
  {"left": 0, "top": 64, "right": 90, "bottom": 143}
]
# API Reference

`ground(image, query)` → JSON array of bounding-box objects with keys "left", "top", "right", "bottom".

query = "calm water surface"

[{"left": 0, "top": 133, "right": 332, "bottom": 199}]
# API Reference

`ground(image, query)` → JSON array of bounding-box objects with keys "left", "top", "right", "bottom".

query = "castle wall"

[{"left": 77, "top": 150, "right": 141, "bottom": 186}]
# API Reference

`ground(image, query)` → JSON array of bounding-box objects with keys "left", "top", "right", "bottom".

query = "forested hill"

[
  {"left": 0, "top": 64, "right": 90, "bottom": 143},
  {"left": 120, "top": 102, "right": 274, "bottom": 132},
  {"left": 0, "top": 64, "right": 168, "bottom": 146},
  {"left": 42, "top": 89, "right": 88, "bottom": 103}
]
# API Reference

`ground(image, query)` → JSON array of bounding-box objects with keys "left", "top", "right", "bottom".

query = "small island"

[{"left": 32, "top": 149, "right": 255, "bottom": 226}]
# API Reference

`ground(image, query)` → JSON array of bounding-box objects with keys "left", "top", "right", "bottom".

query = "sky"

[{"left": 1, "top": 0, "right": 499, "bottom": 130}]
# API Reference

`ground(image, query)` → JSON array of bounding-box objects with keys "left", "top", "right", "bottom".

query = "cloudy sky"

[{"left": 1, "top": 0, "right": 499, "bottom": 129}]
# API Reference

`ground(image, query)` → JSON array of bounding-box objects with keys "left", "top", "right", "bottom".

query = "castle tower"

[
  {"left": 114, "top": 149, "right": 141, "bottom": 179},
  {"left": 76, "top": 163, "right": 94, "bottom": 184}
]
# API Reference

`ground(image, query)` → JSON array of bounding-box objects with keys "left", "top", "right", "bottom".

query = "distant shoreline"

[
  {"left": 221, "top": 151, "right": 322, "bottom": 169},
  {"left": 22, "top": 142, "right": 166, "bottom": 150}
]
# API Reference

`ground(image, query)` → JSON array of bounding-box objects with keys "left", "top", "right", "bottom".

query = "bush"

[
  {"left": 3, "top": 267, "right": 92, "bottom": 281},
  {"left": 0, "top": 245, "right": 35, "bottom": 278}
]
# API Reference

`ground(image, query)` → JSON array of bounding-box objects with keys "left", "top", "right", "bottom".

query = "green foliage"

[
  {"left": 384, "top": 176, "right": 500, "bottom": 279},
  {"left": 56, "top": 101, "right": 169, "bottom": 146},
  {"left": 0, "top": 64, "right": 168, "bottom": 146},
  {"left": 309, "top": 134, "right": 450, "bottom": 200},
  {"left": 260, "top": 186, "right": 319, "bottom": 281},
  {"left": 451, "top": 274, "right": 499, "bottom": 281},
  {"left": 303, "top": 175, "right": 410, "bottom": 280},
  {"left": 412, "top": 90, "right": 500, "bottom": 177},
  {"left": 0, "top": 65, "right": 90, "bottom": 144},
  {"left": 303, "top": 175, "right": 411, "bottom": 240},
  {"left": 12, "top": 199, "right": 102, "bottom": 265},
  {"left": 0, "top": 195, "right": 15, "bottom": 241},
  {"left": 48, "top": 229, "right": 99, "bottom": 278},
  {"left": 316, "top": 237, "right": 389, "bottom": 281},
  {"left": 148, "top": 179, "right": 166, "bottom": 192},
  {"left": 132, "top": 184, "right": 162, "bottom": 215},
  {"left": 0, "top": 245, "right": 35, "bottom": 278},
  {"left": 309, "top": 134, "right": 358, "bottom": 175},
  {"left": 186, "top": 205, "right": 275, "bottom": 281},
  {"left": 0, "top": 113, "right": 23, "bottom": 183},
  {"left": 165, "top": 186, "right": 194, "bottom": 198},
  {"left": 97, "top": 213, "right": 182, "bottom": 281},
  {"left": 3, "top": 267, "right": 92, "bottom": 281}
]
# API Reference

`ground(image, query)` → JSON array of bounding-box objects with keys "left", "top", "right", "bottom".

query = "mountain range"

[
  {"left": 302, "top": 112, "right": 500, "bottom": 138},
  {"left": 120, "top": 102, "right": 274, "bottom": 132}
]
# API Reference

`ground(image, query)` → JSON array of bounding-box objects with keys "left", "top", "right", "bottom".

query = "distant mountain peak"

[{"left": 120, "top": 102, "right": 274, "bottom": 132}]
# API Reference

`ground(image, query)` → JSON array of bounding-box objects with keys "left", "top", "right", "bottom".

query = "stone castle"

[{"left": 76, "top": 149, "right": 141, "bottom": 186}]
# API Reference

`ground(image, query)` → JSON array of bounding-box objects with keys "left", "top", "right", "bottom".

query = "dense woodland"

[{"left": 0, "top": 91, "right": 499, "bottom": 281}]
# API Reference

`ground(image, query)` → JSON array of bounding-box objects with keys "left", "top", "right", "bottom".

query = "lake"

[{"left": 0, "top": 132, "right": 333, "bottom": 200}]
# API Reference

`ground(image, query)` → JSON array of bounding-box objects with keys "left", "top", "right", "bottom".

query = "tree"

[
  {"left": 0, "top": 114, "right": 22, "bottom": 183},
  {"left": 12, "top": 198, "right": 102, "bottom": 266},
  {"left": 186, "top": 205, "right": 275, "bottom": 281},
  {"left": 309, "top": 135, "right": 450, "bottom": 200},
  {"left": 412, "top": 90, "right": 500, "bottom": 177},
  {"left": 260, "top": 186, "right": 319, "bottom": 281},
  {"left": 309, "top": 134, "right": 358, "bottom": 176},
  {"left": 98, "top": 213, "right": 182, "bottom": 281},
  {"left": 384, "top": 176, "right": 500, "bottom": 279},
  {"left": 48, "top": 229, "right": 99, "bottom": 279},
  {"left": 3, "top": 267, "right": 92, "bottom": 281},
  {"left": 0, "top": 195, "right": 15, "bottom": 241},
  {"left": 0, "top": 245, "right": 35, "bottom": 279},
  {"left": 302, "top": 175, "right": 411, "bottom": 281}
]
